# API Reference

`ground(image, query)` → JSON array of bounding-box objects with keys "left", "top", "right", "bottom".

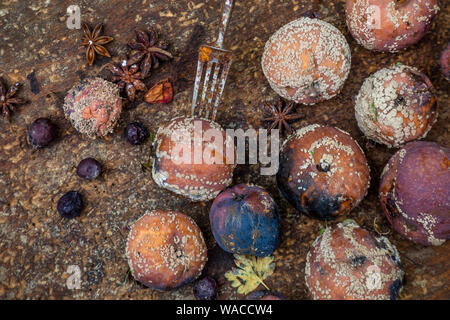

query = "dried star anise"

[
  {"left": 262, "top": 99, "right": 304, "bottom": 135},
  {"left": 127, "top": 29, "right": 173, "bottom": 77},
  {"left": 81, "top": 22, "right": 114, "bottom": 66},
  {"left": 108, "top": 59, "right": 147, "bottom": 101},
  {"left": 0, "top": 80, "right": 25, "bottom": 119}
]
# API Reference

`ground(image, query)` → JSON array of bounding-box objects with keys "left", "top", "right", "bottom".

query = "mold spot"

[
  {"left": 375, "top": 238, "right": 388, "bottom": 250},
  {"left": 389, "top": 279, "right": 403, "bottom": 300},
  {"left": 233, "top": 193, "right": 246, "bottom": 202},
  {"left": 304, "top": 191, "right": 341, "bottom": 220},
  {"left": 386, "top": 194, "right": 399, "bottom": 219},
  {"left": 350, "top": 255, "right": 367, "bottom": 268},
  {"left": 391, "top": 255, "right": 402, "bottom": 267},
  {"left": 394, "top": 95, "right": 405, "bottom": 107},
  {"left": 315, "top": 263, "right": 326, "bottom": 275},
  {"left": 317, "top": 160, "right": 331, "bottom": 172}
]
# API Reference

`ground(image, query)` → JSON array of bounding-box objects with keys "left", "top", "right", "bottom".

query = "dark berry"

[
  {"left": 76, "top": 158, "right": 102, "bottom": 180},
  {"left": 57, "top": 191, "right": 83, "bottom": 219},
  {"left": 28, "top": 118, "right": 57, "bottom": 148},
  {"left": 124, "top": 122, "right": 149, "bottom": 145},
  {"left": 301, "top": 10, "right": 319, "bottom": 19},
  {"left": 193, "top": 276, "right": 218, "bottom": 300}
]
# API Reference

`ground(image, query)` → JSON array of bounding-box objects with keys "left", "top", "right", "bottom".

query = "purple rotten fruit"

[
  {"left": 77, "top": 158, "right": 102, "bottom": 180},
  {"left": 57, "top": 191, "right": 84, "bottom": 219},
  {"left": 193, "top": 276, "right": 218, "bottom": 300},
  {"left": 346, "top": 0, "right": 440, "bottom": 52},
  {"left": 28, "top": 118, "right": 57, "bottom": 148},
  {"left": 124, "top": 122, "right": 149, "bottom": 145},
  {"left": 379, "top": 141, "right": 450, "bottom": 246}
]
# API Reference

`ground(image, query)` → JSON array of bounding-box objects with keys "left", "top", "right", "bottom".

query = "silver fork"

[{"left": 191, "top": 0, "right": 234, "bottom": 120}]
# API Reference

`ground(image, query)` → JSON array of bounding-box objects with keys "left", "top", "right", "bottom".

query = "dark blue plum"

[
  {"left": 57, "top": 191, "right": 83, "bottom": 219},
  {"left": 209, "top": 184, "right": 281, "bottom": 257}
]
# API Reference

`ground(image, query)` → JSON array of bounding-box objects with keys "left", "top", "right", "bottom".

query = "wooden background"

[{"left": 0, "top": 0, "right": 448, "bottom": 299}]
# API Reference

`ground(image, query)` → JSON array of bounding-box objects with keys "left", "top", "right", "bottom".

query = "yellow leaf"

[{"left": 224, "top": 254, "right": 275, "bottom": 295}]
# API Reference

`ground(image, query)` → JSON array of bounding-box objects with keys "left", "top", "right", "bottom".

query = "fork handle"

[{"left": 215, "top": 0, "right": 234, "bottom": 48}]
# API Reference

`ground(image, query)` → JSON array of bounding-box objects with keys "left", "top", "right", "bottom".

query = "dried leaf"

[
  {"left": 144, "top": 79, "right": 173, "bottom": 104},
  {"left": 123, "top": 268, "right": 133, "bottom": 285},
  {"left": 374, "top": 217, "right": 390, "bottom": 236},
  {"left": 225, "top": 254, "right": 275, "bottom": 295}
]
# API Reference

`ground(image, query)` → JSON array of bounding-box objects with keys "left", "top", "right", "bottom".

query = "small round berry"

[
  {"left": 193, "top": 276, "right": 218, "bottom": 300},
  {"left": 28, "top": 118, "right": 57, "bottom": 148},
  {"left": 57, "top": 191, "right": 84, "bottom": 219},
  {"left": 76, "top": 158, "right": 102, "bottom": 180},
  {"left": 124, "top": 122, "right": 149, "bottom": 145}
]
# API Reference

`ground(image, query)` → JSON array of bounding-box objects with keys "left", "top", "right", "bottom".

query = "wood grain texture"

[{"left": 0, "top": 0, "right": 448, "bottom": 299}]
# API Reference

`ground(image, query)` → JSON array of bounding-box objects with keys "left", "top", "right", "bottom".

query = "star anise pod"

[
  {"left": 262, "top": 99, "right": 304, "bottom": 135},
  {"left": 0, "top": 80, "right": 26, "bottom": 119},
  {"left": 127, "top": 29, "right": 173, "bottom": 77},
  {"left": 81, "top": 22, "right": 114, "bottom": 66},
  {"left": 108, "top": 59, "right": 147, "bottom": 101}
]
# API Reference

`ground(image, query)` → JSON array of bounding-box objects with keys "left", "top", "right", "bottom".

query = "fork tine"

[
  {"left": 191, "top": 0, "right": 234, "bottom": 120},
  {"left": 191, "top": 59, "right": 205, "bottom": 117},
  {"left": 204, "top": 64, "right": 221, "bottom": 119},
  {"left": 198, "top": 62, "right": 214, "bottom": 117},
  {"left": 211, "top": 60, "right": 232, "bottom": 120}
]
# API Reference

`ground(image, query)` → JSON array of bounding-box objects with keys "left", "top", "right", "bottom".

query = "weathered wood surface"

[{"left": 0, "top": 0, "right": 448, "bottom": 299}]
